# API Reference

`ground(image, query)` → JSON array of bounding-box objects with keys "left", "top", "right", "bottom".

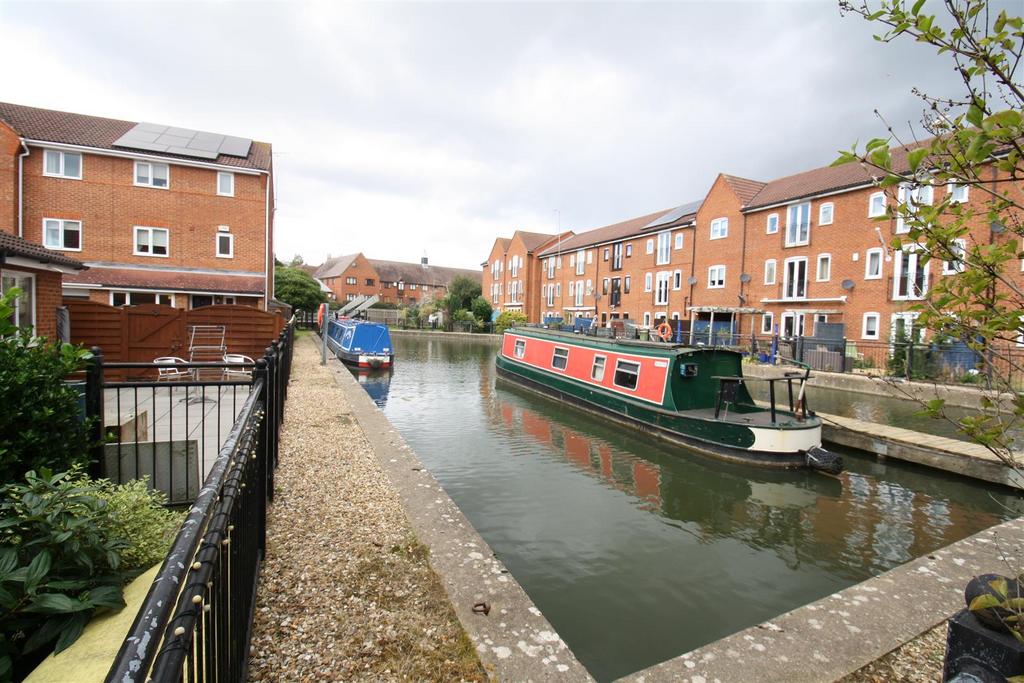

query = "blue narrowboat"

[{"left": 326, "top": 318, "right": 394, "bottom": 369}]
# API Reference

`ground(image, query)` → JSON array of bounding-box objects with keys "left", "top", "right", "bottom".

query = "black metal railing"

[{"left": 104, "top": 321, "right": 294, "bottom": 683}]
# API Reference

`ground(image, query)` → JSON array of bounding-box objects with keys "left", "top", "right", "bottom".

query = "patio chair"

[
  {"left": 223, "top": 353, "right": 255, "bottom": 380},
  {"left": 188, "top": 324, "right": 227, "bottom": 381},
  {"left": 154, "top": 356, "right": 192, "bottom": 381}
]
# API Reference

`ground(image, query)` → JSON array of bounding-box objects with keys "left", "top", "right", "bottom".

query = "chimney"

[{"left": 421, "top": 254, "right": 428, "bottom": 268}]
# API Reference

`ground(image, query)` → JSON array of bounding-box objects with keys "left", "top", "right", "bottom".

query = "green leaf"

[
  {"left": 990, "top": 577, "right": 1010, "bottom": 598},
  {"left": 0, "top": 585, "right": 15, "bottom": 610},
  {"left": 0, "top": 548, "right": 16, "bottom": 578},
  {"left": 85, "top": 585, "right": 125, "bottom": 610},
  {"left": 0, "top": 655, "right": 10, "bottom": 680},
  {"left": 22, "top": 614, "right": 74, "bottom": 654},
  {"left": 24, "top": 592, "right": 90, "bottom": 614},
  {"left": 52, "top": 611, "right": 90, "bottom": 654},
  {"left": 970, "top": 593, "right": 1002, "bottom": 611},
  {"left": 25, "top": 550, "right": 51, "bottom": 591},
  {"left": 908, "top": 147, "right": 928, "bottom": 172}
]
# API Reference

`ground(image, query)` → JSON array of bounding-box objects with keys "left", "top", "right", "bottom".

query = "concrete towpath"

[{"left": 247, "top": 334, "right": 487, "bottom": 681}]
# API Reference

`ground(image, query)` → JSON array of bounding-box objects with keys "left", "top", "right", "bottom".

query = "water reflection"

[
  {"left": 350, "top": 368, "right": 393, "bottom": 408},
  {"left": 492, "top": 383, "right": 1012, "bottom": 579}
]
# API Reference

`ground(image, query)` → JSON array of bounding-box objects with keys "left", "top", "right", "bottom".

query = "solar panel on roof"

[
  {"left": 644, "top": 200, "right": 702, "bottom": 229},
  {"left": 112, "top": 123, "right": 253, "bottom": 161}
]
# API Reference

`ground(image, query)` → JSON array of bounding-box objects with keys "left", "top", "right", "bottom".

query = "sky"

[{"left": 0, "top": 1, "right": 978, "bottom": 270}]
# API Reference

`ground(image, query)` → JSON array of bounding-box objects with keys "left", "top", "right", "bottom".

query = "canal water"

[{"left": 351, "top": 335, "right": 1021, "bottom": 682}]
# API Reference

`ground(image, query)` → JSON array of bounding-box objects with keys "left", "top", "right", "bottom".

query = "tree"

[
  {"left": 495, "top": 310, "right": 527, "bottom": 333},
  {"left": 838, "top": 0, "right": 1023, "bottom": 469},
  {"left": 446, "top": 276, "right": 482, "bottom": 311},
  {"left": 274, "top": 266, "right": 326, "bottom": 314},
  {"left": 471, "top": 296, "right": 493, "bottom": 323},
  {"left": 288, "top": 254, "right": 305, "bottom": 267}
]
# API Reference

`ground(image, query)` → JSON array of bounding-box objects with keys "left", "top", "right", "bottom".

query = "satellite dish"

[
  {"left": 739, "top": 273, "right": 752, "bottom": 283},
  {"left": 687, "top": 276, "right": 698, "bottom": 285},
  {"left": 841, "top": 279, "right": 855, "bottom": 290}
]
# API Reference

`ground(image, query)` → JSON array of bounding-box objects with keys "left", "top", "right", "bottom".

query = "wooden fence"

[{"left": 66, "top": 301, "right": 284, "bottom": 363}]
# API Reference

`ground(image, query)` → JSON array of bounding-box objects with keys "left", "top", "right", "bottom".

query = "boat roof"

[{"left": 507, "top": 326, "right": 741, "bottom": 357}]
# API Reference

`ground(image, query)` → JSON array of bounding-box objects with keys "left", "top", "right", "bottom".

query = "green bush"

[
  {"left": 0, "top": 290, "right": 94, "bottom": 484},
  {"left": 495, "top": 310, "right": 527, "bottom": 334},
  {"left": 90, "top": 479, "right": 182, "bottom": 572},
  {"left": 0, "top": 471, "right": 130, "bottom": 678},
  {"left": 470, "top": 296, "right": 492, "bottom": 325}
]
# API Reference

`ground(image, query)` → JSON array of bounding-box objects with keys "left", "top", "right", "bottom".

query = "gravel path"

[
  {"left": 840, "top": 623, "right": 946, "bottom": 683},
  {"left": 248, "top": 335, "right": 486, "bottom": 682}
]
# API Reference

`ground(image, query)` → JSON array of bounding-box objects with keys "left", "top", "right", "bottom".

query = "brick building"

[
  {"left": 314, "top": 254, "right": 480, "bottom": 306},
  {"left": 485, "top": 140, "right": 1019, "bottom": 344},
  {"left": 482, "top": 230, "right": 568, "bottom": 322},
  {"left": 0, "top": 102, "right": 275, "bottom": 325}
]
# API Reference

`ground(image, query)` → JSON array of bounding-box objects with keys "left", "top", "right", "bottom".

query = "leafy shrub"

[
  {"left": 495, "top": 310, "right": 527, "bottom": 334},
  {"left": 90, "top": 479, "right": 182, "bottom": 572},
  {"left": 470, "top": 296, "right": 492, "bottom": 324},
  {"left": 0, "top": 471, "right": 130, "bottom": 678},
  {"left": 0, "top": 289, "right": 94, "bottom": 484}
]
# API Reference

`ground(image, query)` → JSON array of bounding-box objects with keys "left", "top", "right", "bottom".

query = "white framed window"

[
  {"left": 623, "top": 276, "right": 630, "bottom": 293},
  {"left": 547, "top": 258, "right": 555, "bottom": 278},
  {"left": 948, "top": 183, "right": 969, "bottom": 204},
  {"left": 761, "top": 312, "right": 774, "bottom": 335},
  {"left": 868, "top": 192, "right": 887, "bottom": 218},
  {"left": 346, "top": 277, "right": 357, "bottom": 285},
  {"left": 551, "top": 347, "right": 569, "bottom": 370},
  {"left": 707, "top": 265, "right": 725, "bottom": 288},
  {"left": 766, "top": 213, "right": 779, "bottom": 234},
  {"left": 816, "top": 253, "right": 831, "bottom": 281},
  {"left": 546, "top": 283, "right": 555, "bottom": 306},
  {"left": 1, "top": 270, "right": 35, "bottom": 330},
  {"left": 644, "top": 272, "right": 653, "bottom": 292},
  {"left": 783, "top": 257, "right": 807, "bottom": 299},
  {"left": 586, "top": 279, "right": 593, "bottom": 295},
  {"left": 865, "top": 248, "right": 883, "bottom": 279},
  {"left": 586, "top": 250, "right": 593, "bottom": 265},
  {"left": 133, "top": 226, "right": 169, "bottom": 257},
  {"left": 43, "top": 150, "right": 82, "bottom": 179},
  {"left": 575, "top": 249, "right": 585, "bottom": 275},
  {"left": 611, "top": 243, "right": 624, "bottom": 270},
  {"left": 217, "top": 171, "right": 235, "bottom": 197},
  {"left": 643, "top": 312, "right": 652, "bottom": 327},
  {"left": 673, "top": 270, "right": 682, "bottom": 290},
  {"left": 862, "top": 312, "right": 880, "bottom": 340},
  {"left": 710, "top": 217, "right": 728, "bottom": 240},
  {"left": 625, "top": 244, "right": 633, "bottom": 257},
  {"left": 785, "top": 202, "right": 811, "bottom": 247},
  {"left": 574, "top": 280, "right": 584, "bottom": 307},
  {"left": 645, "top": 239, "right": 654, "bottom": 255},
  {"left": 110, "top": 290, "right": 174, "bottom": 307},
  {"left": 514, "top": 339, "right": 526, "bottom": 358},
  {"left": 943, "top": 238, "right": 967, "bottom": 274},
  {"left": 656, "top": 231, "right": 671, "bottom": 265},
  {"left": 42, "top": 218, "right": 82, "bottom": 251},
  {"left": 764, "top": 258, "right": 777, "bottom": 285},
  {"left": 591, "top": 355, "right": 606, "bottom": 381},
  {"left": 655, "top": 272, "right": 670, "bottom": 305},
  {"left": 896, "top": 183, "right": 934, "bottom": 234},
  {"left": 134, "top": 161, "right": 169, "bottom": 189},
  {"left": 674, "top": 233, "right": 684, "bottom": 250},
  {"left": 613, "top": 359, "right": 640, "bottom": 390},
  {"left": 603, "top": 248, "right": 610, "bottom": 262},
  {"left": 893, "top": 246, "right": 929, "bottom": 300},
  {"left": 216, "top": 228, "right": 233, "bottom": 258},
  {"left": 819, "top": 203, "right": 834, "bottom": 226},
  {"left": 555, "top": 282, "right": 561, "bottom": 297}
]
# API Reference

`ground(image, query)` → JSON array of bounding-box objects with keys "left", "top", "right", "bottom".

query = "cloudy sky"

[{"left": 1, "top": 1, "right": 976, "bottom": 269}]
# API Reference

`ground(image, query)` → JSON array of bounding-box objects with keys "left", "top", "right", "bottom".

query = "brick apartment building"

[
  {"left": 314, "top": 254, "right": 480, "bottom": 306},
  {"left": 0, "top": 102, "right": 275, "bottom": 338},
  {"left": 482, "top": 230, "right": 571, "bottom": 322},
  {"left": 484, "top": 141, "right": 1018, "bottom": 345}
]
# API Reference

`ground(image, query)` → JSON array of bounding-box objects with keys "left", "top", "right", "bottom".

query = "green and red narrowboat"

[{"left": 495, "top": 327, "right": 841, "bottom": 472}]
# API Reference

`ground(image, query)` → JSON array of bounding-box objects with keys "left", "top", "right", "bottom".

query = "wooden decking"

[{"left": 816, "top": 410, "right": 1023, "bottom": 489}]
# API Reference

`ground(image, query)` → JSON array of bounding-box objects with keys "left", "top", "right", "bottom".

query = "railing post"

[
  {"left": 85, "top": 346, "right": 104, "bottom": 479},
  {"left": 265, "top": 344, "right": 278, "bottom": 470},
  {"left": 841, "top": 337, "right": 848, "bottom": 373}
]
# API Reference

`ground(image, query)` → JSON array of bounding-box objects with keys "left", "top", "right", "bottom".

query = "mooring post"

[{"left": 320, "top": 303, "right": 328, "bottom": 366}]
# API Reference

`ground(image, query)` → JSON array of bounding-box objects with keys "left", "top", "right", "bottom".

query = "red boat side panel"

[{"left": 501, "top": 333, "right": 669, "bottom": 406}]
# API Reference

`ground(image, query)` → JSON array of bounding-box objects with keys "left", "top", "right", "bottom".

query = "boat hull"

[
  {"left": 338, "top": 351, "right": 394, "bottom": 369},
  {"left": 496, "top": 356, "right": 816, "bottom": 469}
]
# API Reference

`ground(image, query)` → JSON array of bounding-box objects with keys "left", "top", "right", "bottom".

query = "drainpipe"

[
  {"left": 264, "top": 170, "right": 272, "bottom": 311},
  {"left": 17, "top": 140, "right": 30, "bottom": 238}
]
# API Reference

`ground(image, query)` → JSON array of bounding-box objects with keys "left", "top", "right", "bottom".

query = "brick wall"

[
  {"left": 0, "top": 121, "right": 20, "bottom": 235},
  {"left": 323, "top": 255, "right": 381, "bottom": 304}
]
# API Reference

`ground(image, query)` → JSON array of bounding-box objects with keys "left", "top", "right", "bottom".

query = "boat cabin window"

[
  {"left": 591, "top": 356, "right": 606, "bottom": 381},
  {"left": 613, "top": 360, "right": 640, "bottom": 390},
  {"left": 513, "top": 339, "right": 526, "bottom": 358},
  {"left": 551, "top": 347, "right": 569, "bottom": 370}
]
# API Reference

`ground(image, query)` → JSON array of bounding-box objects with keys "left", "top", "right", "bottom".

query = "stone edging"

[
  {"left": 617, "top": 516, "right": 1024, "bottom": 682},
  {"left": 327, "top": 360, "right": 593, "bottom": 681},
  {"left": 387, "top": 328, "right": 502, "bottom": 342}
]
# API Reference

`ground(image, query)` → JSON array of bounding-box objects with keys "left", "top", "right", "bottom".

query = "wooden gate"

[{"left": 67, "top": 302, "right": 284, "bottom": 363}]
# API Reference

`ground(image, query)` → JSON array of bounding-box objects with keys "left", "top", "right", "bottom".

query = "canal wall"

[
  {"left": 327, "top": 357, "right": 592, "bottom": 681},
  {"left": 618, "top": 515, "right": 1024, "bottom": 683},
  {"left": 744, "top": 362, "right": 1015, "bottom": 411},
  {"left": 388, "top": 328, "right": 502, "bottom": 342}
]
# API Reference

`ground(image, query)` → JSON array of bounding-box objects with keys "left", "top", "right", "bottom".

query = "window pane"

[
  {"left": 64, "top": 153, "right": 81, "bottom": 178},
  {"left": 591, "top": 357, "right": 605, "bottom": 381},
  {"left": 136, "top": 163, "right": 150, "bottom": 184},
  {"left": 64, "top": 222, "right": 81, "bottom": 249},
  {"left": 44, "top": 220, "right": 61, "bottom": 247},
  {"left": 136, "top": 230, "right": 150, "bottom": 252},
  {"left": 219, "top": 172, "right": 233, "bottom": 194},
  {"left": 152, "top": 229, "right": 168, "bottom": 254},
  {"left": 45, "top": 151, "right": 61, "bottom": 175},
  {"left": 218, "top": 234, "right": 231, "bottom": 255},
  {"left": 614, "top": 361, "right": 639, "bottom": 390}
]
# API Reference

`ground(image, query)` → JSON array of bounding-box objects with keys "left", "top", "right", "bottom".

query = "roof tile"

[{"left": 0, "top": 232, "right": 86, "bottom": 269}]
